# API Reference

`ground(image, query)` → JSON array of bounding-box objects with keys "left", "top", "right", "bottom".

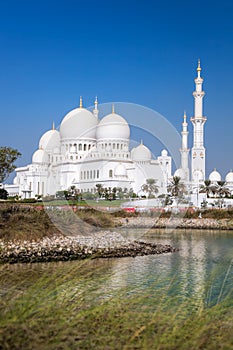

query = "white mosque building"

[
  {"left": 4, "top": 60, "right": 233, "bottom": 202},
  {"left": 5, "top": 98, "right": 172, "bottom": 198}
]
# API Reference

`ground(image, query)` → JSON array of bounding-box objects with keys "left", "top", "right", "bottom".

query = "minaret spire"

[
  {"left": 197, "top": 58, "right": 201, "bottom": 78},
  {"left": 52, "top": 121, "right": 55, "bottom": 130},
  {"left": 190, "top": 59, "right": 207, "bottom": 183},
  {"left": 112, "top": 103, "right": 115, "bottom": 114},
  {"left": 180, "top": 111, "right": 189, "bottom": 181},
  {"left": 93, "top": 96, "right": 99, "bottom": 119}
]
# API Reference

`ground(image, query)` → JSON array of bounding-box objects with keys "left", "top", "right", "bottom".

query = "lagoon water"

[{"left": 2, "top": 229, "right": 233, "bottom": 310}]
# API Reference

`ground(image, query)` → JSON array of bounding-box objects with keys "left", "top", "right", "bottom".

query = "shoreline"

[
  {"left": 119, "top": 217, "right": 233, "bottom": 230},
  {"left": 0, "top": 231, "right": 178, "bottom": 264}
]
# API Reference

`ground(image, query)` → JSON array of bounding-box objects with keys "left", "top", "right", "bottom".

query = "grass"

[
  {"left": 0, "top": 261, "right": 232, "bottom": 350},
  {"left": 0, "top": 204, "right": 128, "bottom": 242}
]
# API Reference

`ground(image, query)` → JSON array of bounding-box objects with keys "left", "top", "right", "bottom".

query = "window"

[
  {"left": 87, "top": 171, "right": 89, "bottom": 179},
  {"left": 90, "top": 170, "right": 92, "bottom": 179},
  {"left": 80, "top": 171, "right": 83, "bottom": 180},
  {"left": 84, "top": 144, "right": 87, "bottom": 151},
  {"left": 79, "top": 144, "right": 82, "bottom": 151},
  {"left": 97, "top": 170, "right": 99, "bottom": 179},
  {"left": 109, "top": 169, "right": 113, "bottom": 178},
  {"left": 84, "top": 171, "right": 86, "bottom": 180}
]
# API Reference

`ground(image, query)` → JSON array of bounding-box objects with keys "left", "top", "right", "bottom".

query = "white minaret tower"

[
  {"left": 191, "top": 59, "right": 207, "bottom": 183},
  {"left": 93, "top": 96, "right": 99, "bottom": 119},
  {"left": 180, "top": 111, "right": 190, "bottom": 181}
]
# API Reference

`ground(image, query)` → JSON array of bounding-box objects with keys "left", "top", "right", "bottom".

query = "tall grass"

[{"left": 0, "top": 260, "right": 232, "bottom": 350}]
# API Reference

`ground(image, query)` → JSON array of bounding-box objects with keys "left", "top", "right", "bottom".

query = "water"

[{"left": 1, "top": 229, "right": 233, "bottom": 309}]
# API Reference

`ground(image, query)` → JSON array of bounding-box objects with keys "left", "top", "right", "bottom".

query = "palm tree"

[
  {"left": 167, "top": 176, "right": 186, "bottom": 198},
  {"left": 199, "top": 179, "right": 213, "bottom": 198},
  {"left": 96, "top": 184, "right": 104, "bottom": 198},
  {"left": 217, "top": 181, "right": 231, "bottom": 198},
  {"left": 141, "top": 178, "right": 159, "bottom": 198}
]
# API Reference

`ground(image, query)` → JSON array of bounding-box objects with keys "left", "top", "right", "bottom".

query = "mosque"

[{"left": 4, "top": 60, "right": 233, "bottom": 202}]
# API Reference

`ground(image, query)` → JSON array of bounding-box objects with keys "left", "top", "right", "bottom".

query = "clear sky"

[{"left": 0, "top": 0, "right": 233, "bottom": 179}]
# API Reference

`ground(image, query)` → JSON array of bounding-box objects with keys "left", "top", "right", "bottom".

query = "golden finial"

[
  {"left": 79, "top": 96, "right": 83, "bottom": 108},
  {"left": 112, "top": 103, "right": 115, "bottom": 114},
  {"left": 197, "top": 58, "right": 201, "bottom": 72},
  {"left": 183, "top": 110, "right": 187, "bottom": 121},
  {"left": 52, "top": 121, "right": 55, "bottom": 130},
  {"left": 140, "top": 139, "right": 143, "bottom": 145}
]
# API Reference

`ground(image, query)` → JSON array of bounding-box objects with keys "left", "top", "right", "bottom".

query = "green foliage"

[
  {"left": 141, "top": 178, "right": 159, "bottom": 198},
  {"left": 0, "top": 188, "right": 8, "bottom": 199},
  {"left": 167, "top": 176, "right": 186, "bottom": 198},
  {"left": 0, "top": 261, "right": 232, "bottom": 350},
  {"left": 0, "top": 146, "right": 21, "bottom": 183}
]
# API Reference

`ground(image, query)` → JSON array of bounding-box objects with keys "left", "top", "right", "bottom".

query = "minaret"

[
  {"left": 93, "top": 96, "right": 99, "bottom": 119},
  {"left": 180, "top": 111, "right": 190, "bottom": 181},
  {"left": 190, "top": 59, "right": 207, "bottom": 182}
]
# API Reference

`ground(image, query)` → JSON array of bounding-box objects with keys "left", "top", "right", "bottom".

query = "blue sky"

[{"left": 0, "top": 0, "right": 233, "bottom": 179}]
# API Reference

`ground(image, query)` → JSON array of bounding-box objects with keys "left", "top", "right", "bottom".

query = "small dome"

[
  {"left": 161, "top": 149, "right": 168, "bottom": 157},
  {"left": 226, "top": 171, "right": 233, "bottom": 183},
  {"left": 114, "top": 163, "right": 127, "bottom": 176},
  {"left": 209, "top": 169, "right": 221, "bottom": 182},
  {"left": 32, "top": 149, "right": 49, "bottom": 164},
  {"left": 39, "top": 129, "right": 60, "bottom": 151},
  {"left": 174, "top": 168, "right": 186, "bottom": 180},
  {"left": 96, "top": 112, "right": 130, "bottom": 140},
  {"left": 60, "top": 107, "right": 97, "bottom": 140},
  {"left": 131, "top": 142, "right": 151, "bottom": 162}
]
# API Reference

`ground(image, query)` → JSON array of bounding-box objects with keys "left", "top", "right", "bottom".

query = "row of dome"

[
  {"left": 32, "top": 140, "right": 153, "bottom": 164},
  {"left": 175, "top": 167, "right": 233, "bottom": 183},
  {"left": 209, "top": 169, "right": 233, "bottom": 183},
  {"left": 39, "top": 107, "right": 131, "bottom": 152}
]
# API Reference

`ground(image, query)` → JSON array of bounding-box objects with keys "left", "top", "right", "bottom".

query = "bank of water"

[{"left": 0, "top": 229, "right": 233, "bottom": 349}]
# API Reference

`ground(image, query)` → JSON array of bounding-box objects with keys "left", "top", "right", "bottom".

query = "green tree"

[
  {"left": 0, "top": 188, "right": 8, "bottom": 199},
  {"left": 199, "top": 180, "right": 213, "bottom": 198},
  {"left": 217, "top": 181, "right": 231, "bottom": 198},
  {"left": 0, "top": 147, "right": 21, "bottom": 183},
  {"left": 141, "top": 178, "right": 159, "bottom": 198},
  {"left": 167, "top": 176, "right": 186, "bottom": 198},
  {"left": 96, "top": 184, "right": 104, "bottom": 198}
]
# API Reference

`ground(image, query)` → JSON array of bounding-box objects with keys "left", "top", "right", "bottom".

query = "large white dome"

[
  {"left": 32, "top": 149, "right": 49, "bottom": 164},
  {"left": 60, "top": 107, "right": 97, "bottom": 140},
  {"left": 209, "top": 169, "right": 221, "bottom": 182},
  {"left": 96, "top": 112, "right": 130, "bottom": 140},
  {"left": 174, "top": 168, "right": 186, "bottom": 180},
  {"left": 225, "top": 171, "right": 233, "bottom": 183},
  {"left": 131, "top": 142, "right": 151, "bottom": 161},
  {"left": 39, "top": 129, "right": 60, "bottom": 151}
]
